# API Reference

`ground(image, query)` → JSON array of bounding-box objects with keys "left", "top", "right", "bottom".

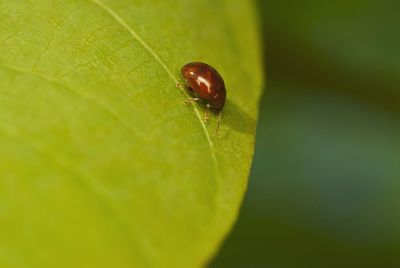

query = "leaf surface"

[{"left": 0, "top": 0, "right": 263, "bottom": 267}]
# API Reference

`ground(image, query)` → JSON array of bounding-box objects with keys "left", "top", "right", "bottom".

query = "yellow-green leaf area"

[{"left": 0, "top": 0, "right": 263, "bottom": 267}]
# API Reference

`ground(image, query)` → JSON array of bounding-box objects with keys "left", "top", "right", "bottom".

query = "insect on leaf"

[{"left": 0, "top": 0, "right": 263, "bottom": 267}]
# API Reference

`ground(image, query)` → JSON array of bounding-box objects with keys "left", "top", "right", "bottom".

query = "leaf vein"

[
  {"left": 88, "top": 0, "right": 220, "bottom": 182},
  {"left": 0, "top": 62, "right": 144, "bottom": 140}
]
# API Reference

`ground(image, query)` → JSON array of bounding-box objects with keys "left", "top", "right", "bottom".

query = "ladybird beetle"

[{"left": 179, "top": 62, "right": 226, "bottom": 134}]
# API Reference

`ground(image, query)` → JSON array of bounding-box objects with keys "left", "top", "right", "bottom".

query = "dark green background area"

[{"left": 212, "top": 0, "right": 400, "bottom": 267}]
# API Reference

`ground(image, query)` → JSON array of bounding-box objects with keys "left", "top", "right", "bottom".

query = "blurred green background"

[{"left": 212, "top": 0, "right": 400, "bottom": 267}]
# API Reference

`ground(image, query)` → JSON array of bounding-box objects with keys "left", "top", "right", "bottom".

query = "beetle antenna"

[{"left": 215, "top": 111, "right": 222, "bottom": 136}]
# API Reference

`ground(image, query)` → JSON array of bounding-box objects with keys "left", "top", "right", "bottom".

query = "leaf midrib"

[{"left": 88, "top": 0, "right": 220, "bottom": 173}]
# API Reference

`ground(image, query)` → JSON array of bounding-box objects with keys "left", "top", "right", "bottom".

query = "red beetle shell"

[{"left": 181, "top": 62, "right": 226, "bottom": 111}]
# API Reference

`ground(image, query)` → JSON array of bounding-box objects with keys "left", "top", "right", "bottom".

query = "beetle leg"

[
  {"left": 214, "top": 111, "right": 222, "bottom": 136},
  {"left": 176, "top": 82, "right": 186, "bottom": 88},
  {"left": 184, "top": 97, "right": 200, "bottom": 105},
  {"left": 203, "top": 104, "right": 212, "bottom": 123},
  {"left": 204, "top": 110, "right": 209, "bottom": 123}
]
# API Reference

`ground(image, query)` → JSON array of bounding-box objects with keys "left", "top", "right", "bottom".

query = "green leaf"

[{"left": 0, "top": 0, "right": 263, "bottom": 267}]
